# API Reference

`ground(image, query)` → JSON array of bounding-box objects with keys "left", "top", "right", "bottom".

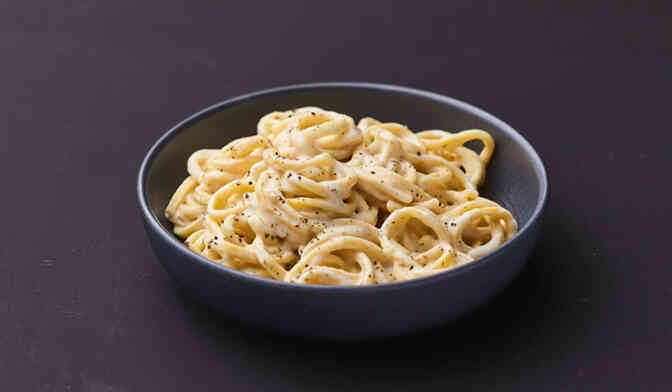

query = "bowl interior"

[{"left": 143, "top": 85, "right": 544, "bottom": 242}]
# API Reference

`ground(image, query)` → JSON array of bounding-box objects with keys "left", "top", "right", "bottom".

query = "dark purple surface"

[{"left": 2, "top": 1, "right": 671, "bottom": 391}]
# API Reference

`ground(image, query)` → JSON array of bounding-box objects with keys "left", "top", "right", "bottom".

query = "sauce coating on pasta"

[{"left": 165, "top": 107, "right": 517, "bottom": 285}]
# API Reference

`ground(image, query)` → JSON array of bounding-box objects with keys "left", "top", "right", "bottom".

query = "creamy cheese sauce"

[{"left": 165, "top": 107, "right": 517, "bottom": 285}]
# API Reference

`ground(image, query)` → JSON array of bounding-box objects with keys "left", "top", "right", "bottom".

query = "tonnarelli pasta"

[{"left": 165, "top": 107, "right": 517, "bottom": 285}]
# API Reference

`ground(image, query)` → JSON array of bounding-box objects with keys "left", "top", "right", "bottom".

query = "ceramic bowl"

[{"left": 137, "top": 83, "right": 548, "bottom": 339}]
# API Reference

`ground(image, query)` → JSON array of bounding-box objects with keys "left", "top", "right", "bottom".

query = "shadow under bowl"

[{"left": 137, "top": 82, "right": 548, "bottom": 339}]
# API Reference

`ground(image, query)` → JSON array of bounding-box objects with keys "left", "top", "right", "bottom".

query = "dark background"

[{"left": 2, "top": 1, "right": 671, "bottom": 391}]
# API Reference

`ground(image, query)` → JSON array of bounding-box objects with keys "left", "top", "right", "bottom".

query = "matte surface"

[
  {"left": 2, "top": 1, "right": 671, "bottom": 390},
  {"left": 139, "top": 83, "right": 546, "bottom": 339}
]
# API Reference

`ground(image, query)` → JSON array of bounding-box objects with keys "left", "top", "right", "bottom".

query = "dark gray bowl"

[{"left": 137, "top": 82, "right": 548, "bottom": 339}]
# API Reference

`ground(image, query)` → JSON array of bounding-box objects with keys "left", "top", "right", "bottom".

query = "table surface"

[{"left": 3, "top": 1, "right": 671, "bottom": 391}]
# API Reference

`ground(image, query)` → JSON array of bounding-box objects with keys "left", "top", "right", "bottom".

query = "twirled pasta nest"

[{"left": 165, "top": 107, "right": 517, "bottom": 285}]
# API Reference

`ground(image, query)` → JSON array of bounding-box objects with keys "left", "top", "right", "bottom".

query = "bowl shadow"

[{"left": 173, "top": 210, "right": 599, "bottom": 385}]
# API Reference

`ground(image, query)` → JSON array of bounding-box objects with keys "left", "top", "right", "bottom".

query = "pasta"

[{"left": 165, "top": 107, "right": 517, "bottom": 285}]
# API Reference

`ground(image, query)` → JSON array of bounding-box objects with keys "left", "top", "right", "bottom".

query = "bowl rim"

[{"left": 137, "top": 82, "right": 548, "bottom": 293}]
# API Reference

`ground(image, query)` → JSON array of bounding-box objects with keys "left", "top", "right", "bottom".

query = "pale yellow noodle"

[{"left": 165, "top": 107, "right": 517, "bottom": 285}]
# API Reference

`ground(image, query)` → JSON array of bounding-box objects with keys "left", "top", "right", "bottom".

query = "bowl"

[{"left": 137, "top": 82, "right": 548, "bottom": 339}]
